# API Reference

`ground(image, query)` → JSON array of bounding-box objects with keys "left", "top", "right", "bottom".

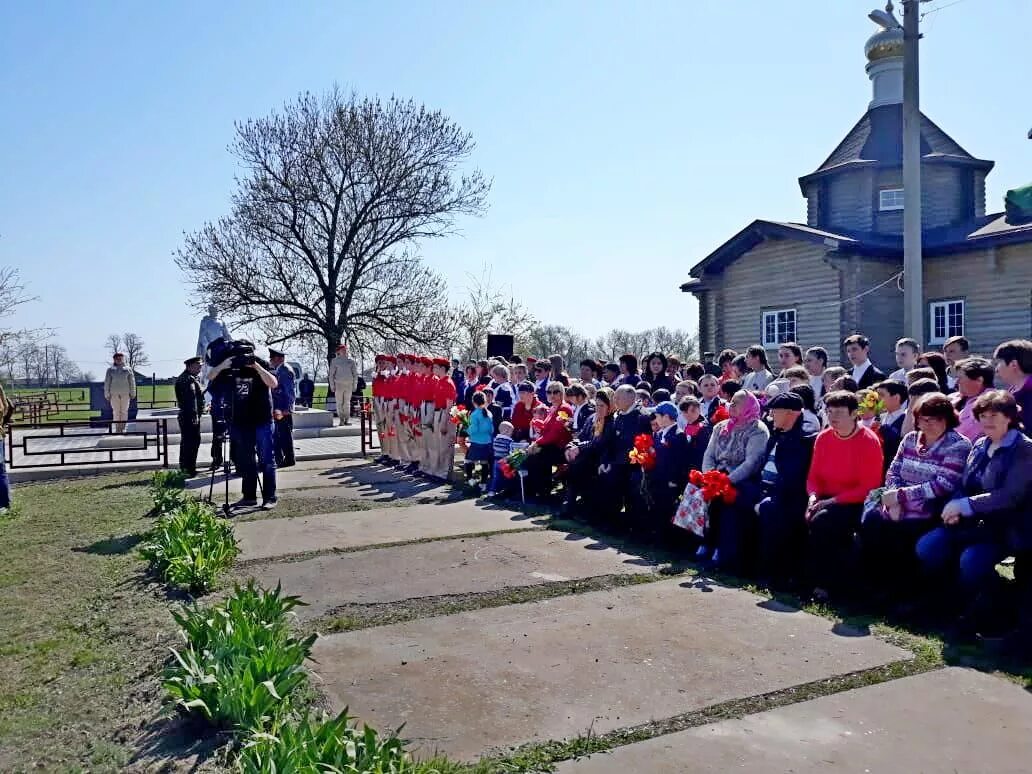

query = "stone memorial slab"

[
  {"left": 247, "top": 531, "right": 656, "bottom": 620},
  {"left": 235, "top": 501, "right": 542, "bottom": 561},
  {"left": 312, "top": 579, "right": 910, "bottom": 760},
  {"left": 556, "top": 667, "right": 1032, "bottom": 774}
]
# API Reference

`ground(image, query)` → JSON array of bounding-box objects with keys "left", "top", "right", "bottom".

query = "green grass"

[{"left": 0, "top": 472, "right": 191, "bottom": 771}]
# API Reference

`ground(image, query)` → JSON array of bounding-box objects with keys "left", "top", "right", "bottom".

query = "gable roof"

[
  {"left": 682, "top": 220, "right": 898, "bottom": 284},
  {"left": 682, "top": 213, "right": 1032, "bottom": 288},
  {"left": 797, "top": 104, "right": 994, "bottom": 193}
]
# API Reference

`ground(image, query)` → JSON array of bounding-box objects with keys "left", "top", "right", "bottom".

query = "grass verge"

[
  {"left": 308, "top": 571, "right": 672, "bottom": 635},
  {"left": 0, "top": 471, "right": 214, "bottom": 772}
]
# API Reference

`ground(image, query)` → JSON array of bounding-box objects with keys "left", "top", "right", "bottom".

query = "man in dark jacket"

[
  {"left": 994, "top": 340, "right": 1032, "bottom": 436},
  {"left": 175, "top": 356, "right": 205, "bottom": 477},
  {"left": 297, "top": 373, "right": 315, "bottom": 408},
  {"left": 599, "top": 385, "right": 652, "bottom": 525},
  {"left": 755, "top": 392, "right": 816, "bottom": 585},
  {"left": 844, "top": 333, "right": 887, "bottom": 390}
]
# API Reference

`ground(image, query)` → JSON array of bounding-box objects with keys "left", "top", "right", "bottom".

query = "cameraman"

[{"left": 207, "top": 348, "right": 280, "bottom": 510}]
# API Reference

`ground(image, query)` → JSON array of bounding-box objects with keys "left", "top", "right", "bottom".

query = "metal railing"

[
  {"left": 359, "top": 401, "right": 379, "bottom": 457},
  {"left": 9, "top": 395, "right": 178, "bottom": 424},
  {"left": 6, "top": 418, "right": 170, "bottom": 469}
]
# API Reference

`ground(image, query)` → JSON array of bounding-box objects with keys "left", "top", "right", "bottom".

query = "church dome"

[{"left": 865, "top": 26, "right": 903, "bottom": 62}]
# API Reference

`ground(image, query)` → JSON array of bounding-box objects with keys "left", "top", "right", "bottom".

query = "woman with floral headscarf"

[{"left": 698, "top": 390, "right": 770, "bottom": 568}]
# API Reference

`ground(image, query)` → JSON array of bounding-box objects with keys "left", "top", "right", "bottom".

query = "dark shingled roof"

[{"left": 798, "top": 104, "right": 994, "bottom": 192}]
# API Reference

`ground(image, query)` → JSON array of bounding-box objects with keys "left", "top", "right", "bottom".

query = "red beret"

[
  {"left": 526, "top": 356, "right": 537, "bottom": 364},
  {"left": 432, "top": 357, "right": 449, "bottom": 367},
  {"left": 419, "top": 356, "right": 433, "bottom": 367}
]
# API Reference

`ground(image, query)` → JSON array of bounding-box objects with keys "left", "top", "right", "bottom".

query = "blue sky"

[{"left": 1, "top": 0, "right": 1029, "bottom": 376}]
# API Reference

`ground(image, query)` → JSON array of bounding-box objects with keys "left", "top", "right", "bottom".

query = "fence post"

[
  {"left": 161, "top": 418, "right": 169, "bottom": 468},
  {"left": 152, "top": 373, "right": 156, "bottom": 406},
  {"left": 360, "top": 406, "right": 367, "bottom": 456}
]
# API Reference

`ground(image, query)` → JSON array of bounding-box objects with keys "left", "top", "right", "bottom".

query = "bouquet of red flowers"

[
  {"left": 449, "top": 406, "right": 471, "bottom": 429},
  {"left": 628, "top": 433, "right": 656, "bottom": 470},
  {"left": 688, "top": 469, "right": 738, "bottom": 504},
  {"left": 499, "top": 448, "right": 529, "bottom": 479},
  {"left": 710, "top": 404, "right": 730, "bottom": 425}
]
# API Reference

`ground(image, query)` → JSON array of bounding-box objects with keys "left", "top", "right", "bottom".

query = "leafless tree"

[
  {"left": 450, "top": 268, "right": 537, "bottom": 361},
  {"left": 176, "top": 88, "right": 490, "bottom": 365},
  {"left": 593, "top": 327, "right": 697, "bottom": 363},
  {"left": 104, "top": 334, "right": 123, "bottom": 358},
  {"left": 122, "top": 332, "right": 149, "bottom": 370},
  {"left": 521, "top": 324, "right": 593, "bottom": 367}
]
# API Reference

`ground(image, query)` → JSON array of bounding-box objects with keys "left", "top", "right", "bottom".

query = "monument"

[{"left": 195, "top": 305, "right": 233, "bottom": 385}]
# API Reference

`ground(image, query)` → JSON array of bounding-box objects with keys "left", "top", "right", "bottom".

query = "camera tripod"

[{"left": 204, "top": 394, "right": 264, "bottom": 517}]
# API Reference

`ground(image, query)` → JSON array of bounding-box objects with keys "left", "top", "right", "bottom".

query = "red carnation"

[{"left": 711, "top": 405, "right": 730, "bottom": 424}]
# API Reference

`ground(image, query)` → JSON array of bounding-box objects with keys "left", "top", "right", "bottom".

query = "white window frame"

[
  {"left": 879, "top": 188, "right": 905, "bottom": 211},
  {"left": 762, "top": 308, "right": 797, "bottom": 349},
  {"left": 928, "top": 299, "right": 964, "bottom": 345}
]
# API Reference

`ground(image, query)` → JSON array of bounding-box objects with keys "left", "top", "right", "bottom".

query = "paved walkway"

[{"left": 228, "top": 459, "right": 1032, "bottom": 770}]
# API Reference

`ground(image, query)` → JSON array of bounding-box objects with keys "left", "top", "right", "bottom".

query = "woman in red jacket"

[
  {"left": 805, "top": 389, "right": 884, "bottom": 602},
  {"left": 524, "top": 382, "right": 573, "bottom": 500},
  {"left": 511, "top": 382, "right": 543, "bottom": 441}
]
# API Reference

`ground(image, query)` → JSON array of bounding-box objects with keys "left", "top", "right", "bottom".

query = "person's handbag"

[{"left": 672, "top": 481, "right": 708, "bottom": 538}]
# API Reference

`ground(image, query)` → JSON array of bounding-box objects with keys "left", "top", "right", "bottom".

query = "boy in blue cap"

[{"left": 632, "top": 401, "right": 689, "bottom": 532}]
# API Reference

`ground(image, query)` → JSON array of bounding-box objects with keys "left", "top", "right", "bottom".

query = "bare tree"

[
  {"left": 593, "top": 327, "right": 697, "bottom": 363},
  {"left": 450, "top": 268, "right": 537, "bottom": 361},
  {"left": 104, "top": 333, "right": 123, "bottom": 358},
  {"left": 522, "top": 324, "right": 593, "bottom": 367},
  {"left": 176, "top": 88, "right": 490, "bottom": 365},
  {"left": 122, "top": 332, "right": 149, "bottom": 370}
]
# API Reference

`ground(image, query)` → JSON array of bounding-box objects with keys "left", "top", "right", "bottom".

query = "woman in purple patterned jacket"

[{"left": 859, "top": 393, "right": 971, "bottom": 598}]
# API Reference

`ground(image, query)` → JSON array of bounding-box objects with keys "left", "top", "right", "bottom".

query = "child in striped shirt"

[{"left": 487, "top": 422, "right": 516, "bottom": 495}]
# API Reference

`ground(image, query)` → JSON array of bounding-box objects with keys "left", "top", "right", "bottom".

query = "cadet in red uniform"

[
  {"left": 431, "top": 357, "right": 457, "bottom": 480},
  {"left": 372, "top": 354, "right": 389, "bottom": 464},
  {"left": 394, "top": 355, "right": 413, "bottom": 467},
  {"left": 382, "top": 355, "right": 399, "bottom": 464}
]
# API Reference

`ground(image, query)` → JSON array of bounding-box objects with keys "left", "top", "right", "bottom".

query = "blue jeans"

[
  {"left": 231, "top": 422, "right": 277, "bottom": 501},
  {"left": 0, "top": 438, "right": 10, "bottom": 509},
  {"left": 915, "top": 526, "right": 1007, "bottom": 591}
]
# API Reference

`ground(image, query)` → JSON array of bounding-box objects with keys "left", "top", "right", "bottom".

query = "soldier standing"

[
  {"left": 328, "top": 343, "right": 358, "bottom": 424},
  {"left": 175, "top": 356, "right": 205, "bottom": 476},
  {"left": 269, "top": 348, "right": 297, "bottom": 468},
  {"left": 104, "top": 352, "right": 136, "bottom": 433}
]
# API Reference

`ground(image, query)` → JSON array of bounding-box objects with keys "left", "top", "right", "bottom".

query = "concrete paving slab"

[
  {"left": 286, "top": 481, "right": 452, "bottom": 503},
  {"left": 185, "top": 461, "right": 442, "bottom": 499},
  {"left": 556, "top": 667, "right": 1032, "bottom": 774},
  {"left": 235, "top": 501, "right": 543, "bottom": 561},
  {"left": 247, "top": 531, "right": 657, "bottom": 620},
  {"left": 311, "top": 578, "right": 910, "bottom": 760}
]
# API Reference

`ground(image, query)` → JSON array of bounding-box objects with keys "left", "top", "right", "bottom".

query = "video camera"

[{"left": 205, "top": 337, "right": 257, "bottom": 370}]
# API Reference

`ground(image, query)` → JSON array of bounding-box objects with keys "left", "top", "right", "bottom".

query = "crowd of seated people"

[{"left": 449, "top": 337, "right": 1032, "bottom": 654}]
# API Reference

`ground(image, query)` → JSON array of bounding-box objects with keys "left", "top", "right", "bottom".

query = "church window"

[
  {"left": 879, "top": 188, "right": 905, "bottom": 211},
  {"left": 762, "top": 309, "right": 796, "bottom": 348},
  {"left": 929, "top": 300, "right": 964, "bottom": 345}
]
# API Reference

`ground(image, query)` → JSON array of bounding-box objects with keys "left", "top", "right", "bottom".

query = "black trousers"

[
  {"left": 211, "top": 416, "right": 227, "bottom": 467},
  {"left": 178, "top": 413, "right": 201, "bottom": 474},
  {"left": 714, "top": 480, "right": 764, "bottom": 575},
  {"left": 858, "top": 511, "right": 936, "bottom": 595},
  {"left": 806, "top": 502, "right": 864, "bottom": 594},
  {"left": 525, "top": 444, "right": 565, "bottom": 498},
  {"left": 756, "top": 491, "right": 808, "bottom": 584},
  {"left": 274, "top": 414, "right": 295, "bottom": 466}
]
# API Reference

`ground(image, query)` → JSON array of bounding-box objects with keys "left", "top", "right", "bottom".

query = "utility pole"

[{"left": 901, "top": 0, "right": 924, "bottom": 345}]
